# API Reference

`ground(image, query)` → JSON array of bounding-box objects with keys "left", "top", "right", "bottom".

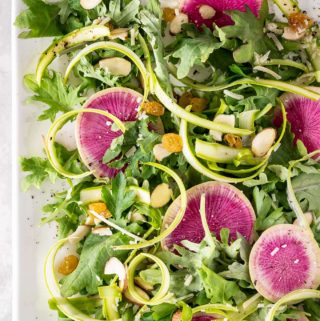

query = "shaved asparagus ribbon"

[
  {"left": 265, "top": 289, "right": 320, "bottom": 321},
  {"left": 287, "top": 149, "right": 320, "bottom": 233},
  {"left": 36, "top": 25, "right": 110, "bottom": 84},
  {"left": 166, "top": 63, "right": 320, "bottom": 101},
  {"left": 64, "top": 41, "right": 150, "bottom": 102},
  {"left": 127, "top": 253, "right": 172, "bottom": 305},
  {"left": 207, "top": 100, "right": 287, "bottom": 176},
  {"left": 179, "top": 101, "right": 286, "bottom": 183},
  {"left": 45, "top": 109, "right": 125, "bottom": 179},
  {"left": 44, "top": 239, "right": 105, "bottom": 321},
  {"left": 114, "top": 162, "right": 187, "bottom": 250}
]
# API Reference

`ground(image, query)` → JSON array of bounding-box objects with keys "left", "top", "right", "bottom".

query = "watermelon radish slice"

[
  {"left": 180, "top": 0, "right": 262, "bottom": 28},
  {"left": 162, "top": 182, "right": 256, "bottom": 249},
  {"left": 75, "top": 88, "right": 143, "bottom": 178},
  {"left": 275, "top": 88, "right": 320, "bottom": 154},
  {"left": 249, "top": 224, "right": 320, "bottom": 303},
  {"left": 192, "top": 314, "right": 219, "bottom": 321}
]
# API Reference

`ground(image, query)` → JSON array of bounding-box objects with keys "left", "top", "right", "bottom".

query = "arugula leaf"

[
  {"left": 20, "top": 157, "right": 57, "bottom": 191},
  {"left": 292, "top": 173, "right": 320, "bottom": 212},
  {"left": 198, "top": 264, "right": 245, "bottom": 304},
  {"left": 252, "top": 187, "right": 288, "bottom": 231},
  {"left": 172, "top": 28, "right": 223, "bottom": 79},
  {"left": 141, "top": 304, "right": 176, "bottom": 321},
  {"left": 109, "top": 0, "right": 140, "bottom": 27},
  {"left": 15, "top": 0, "right": 63, "bottom": 38},
  {"left": 60, "top": 233, "right": 130, "bottom": 297},
  {"left": 76, "top": 57, "right": 120, "bottom": 88},
  {"left": 140, "top": 3, "right": 173, "bottom": 96},
  {"left": 102, "top": 172, "right": 136, "bottom": 220},
  {"left": 222, "top": 2, "right": 276, "bottom": 63},
  {"left": 24, "top": 71, "right": 85, "bottom": 122}
]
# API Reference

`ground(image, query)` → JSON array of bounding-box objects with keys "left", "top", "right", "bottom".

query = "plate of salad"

[{"left": 13, "top": 0, "right": 320, "bottom": 320}]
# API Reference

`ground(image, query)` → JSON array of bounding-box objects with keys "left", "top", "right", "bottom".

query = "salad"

[{"left": 15, "top": 0, "right": 320, "bottom": 320}]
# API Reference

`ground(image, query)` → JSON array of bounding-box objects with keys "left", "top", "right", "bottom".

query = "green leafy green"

[
  {"left": 15, "top": 0, "right": 63, "bottom": 38},
  {"left": 24, "top": 71, "right": 85, "bottom": 122},
  {"left": 109, "top": 0, "right": 140, "bottom": 27},
  {"left": 20, "top": 156, "right": 58, "bottom": 191},
  {"left": 60, "top": 233, "right": 130, "bottom": 297},
  {"left": 172, "top": 28, "right": 223, "bottom": 79},
  {"left": 292, "top": 173, "right": 320, "bottom": 212},
  {"left": 102, "top": 172, "right": 136, "bottom": 220},
  {"left": 198, "top": 264, "right": 245, "bottom": 304},
  {"left": 222, "top": 2, "right": 276, "bottom": 63},
  {"left": 140, "top": 2, "right": 173, "bottom": 96}
]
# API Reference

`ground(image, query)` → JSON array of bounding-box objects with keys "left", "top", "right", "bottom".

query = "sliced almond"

[
  {"left": 282, "top": 26, "right": 306, "bottom": 40},
  {"left": 150, "top": 183, "right": 172, "bottom": 208},
  {"left": 251, "top": 128, "right": 277, "bottom": 157},
  {"left": 199, "top": 5, "right": 216, "bottom": 20},
  {"left": 210, "top": 114, "right": 236, "bottom": 141},
  {"left": 134, "top": 276, "right": 154, "bottom": 291},
  {"left": 104, "top": 257, "right": 127, "bottom": 290},
  {"left": 124, "top": 287, "right": 150, "bottom": 305},
  {"left": 293, "top": 212, "right": 313, "bottom": 226},
  {"left": 99, "top": 57, "right": 132, "bottom": 76},
  {"left": 92, "top": 226, "right": 113, "bottom": 236},
  {"left": 170, "top": 13, "right": 189, "bottom": 34},
  {"left": 68, "top": 225, "right": 91, "bottom": 244},
  {"left": 130, "top": 212, "right": 146, "bottom": 222},
  {"left": 109, "top": 28, "right": 129, "bottom": 40},
  {"left": 153, "top": 144, "right": 172, "bottom": 161},
  {"left": 80, "top": 0, "right": 102, "bottom": 10}
]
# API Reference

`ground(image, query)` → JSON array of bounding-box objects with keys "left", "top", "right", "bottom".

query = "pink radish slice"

[
  {"left": 192, "top": 314, "right": 219, "bottom": 321},
  {"left": 275, "top": 88, "right": 320, "bottom": 155},
  {"left": 180, "top": 0, "right": 262, "bottom": 28},
  {"left": 76, "top": 88, "right": 143, "bottom": 178},
  {"left": 162, "top": 182, "right": 256, "bottom": 250},
  {"left": 249, "top": 224, "right": 320, "bottom": 303}
]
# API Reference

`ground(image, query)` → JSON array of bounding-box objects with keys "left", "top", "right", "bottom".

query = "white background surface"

[
  {"left": 5, "top": 1, "right": 320, "bottom": 321},
  {"left": 0, "top": 0, "right": 12, "bottom": 320}
]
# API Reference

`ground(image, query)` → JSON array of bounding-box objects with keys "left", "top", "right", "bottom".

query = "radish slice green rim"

[
  {"left": 113, "top": 162, "right": 187, "bottom": 251},
  {"left": 36, "top": 25, "right": 110, "bottom": 85},
  {"left": 127, "top": 253, "right": 171, "bottom": 305},
  {"left": 45, "top": 108, "right": 125, "bottom": 179},
  {"left": 265, "top": 289, "right": 320, "bottom": 321},
  {"left": 167, "top": 63, "right": 320, "bottom": 101},
  {"left": 64, "top": 41, "right": 150, "bottom": 102},
  {"left": 44, "top": 239, "right": 105, "bottom": 321},
  {"left": 287, "top": 149, "right": 320, "bottom": 234}
]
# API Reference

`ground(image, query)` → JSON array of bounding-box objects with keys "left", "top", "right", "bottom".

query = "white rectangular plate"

[{"left": 12, "top": 1, "right": 320, "bottom": 321}]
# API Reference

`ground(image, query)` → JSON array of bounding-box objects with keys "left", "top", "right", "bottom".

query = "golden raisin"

[
  {"left": 88, "top": 202, "right": 112, "bottom": 219},
  {"left": 141, "top": 101, "right": 165, "bottom": 116},
  {"left": 190, "top": 97, "right": 208, "bottom": 112},
  {"left": 58, "top": 255, "right": 79, "bottom": 275},
  {"left": 224, "top": 134, "right": 243, "bottom": 149},
  {"left": 288, "top": 12, "right": 313, "bottom": 31},
  {"left": 178, "top": 92, "right": 193, "bottom": 108},
  {"left": 106, "top": 22, "right": 114, "bottom": 31},
  {"left": 163, "top": 8, "right": 176, "bottom": 22},
  {"left": 162, "top": 133, "right": 183, "bottom": 153}
]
